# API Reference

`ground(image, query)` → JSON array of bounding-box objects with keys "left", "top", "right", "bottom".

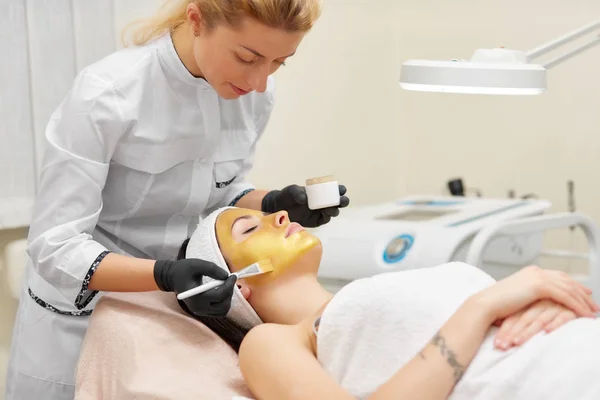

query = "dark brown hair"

[{"left": 176, "top": 238, "right": 250, "bottom": 353}]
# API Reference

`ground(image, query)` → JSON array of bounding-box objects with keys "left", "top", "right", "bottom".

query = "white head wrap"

[{"left": 186, "top": 207, "right": 263, "bottom": 330}]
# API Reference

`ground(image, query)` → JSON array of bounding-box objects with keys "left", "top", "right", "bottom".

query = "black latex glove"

[
  {"left": 154, "top": 259, "right": 237, "bottom": 317},
  {"left": 261, "top": 184, "right": 349, "bottom": 227}
]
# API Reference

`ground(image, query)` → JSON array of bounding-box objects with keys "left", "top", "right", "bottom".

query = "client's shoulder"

[
  {"left": 239, "top": 323, "right": 314, "bottom": 381},
  {"left": 240, "top": 323, "right": 307, "bottom": 353},
  {"left": 243, "top": 322, "right": 292, "bottom": 340}
]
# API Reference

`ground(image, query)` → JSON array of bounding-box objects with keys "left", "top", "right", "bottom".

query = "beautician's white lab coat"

[{"left": 6, "top": 33, "right": 274, "bottom": 400}]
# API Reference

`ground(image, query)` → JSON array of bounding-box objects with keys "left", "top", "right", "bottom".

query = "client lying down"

[{"left": 180, "top": 206, "right": 600, "bottom": 400}]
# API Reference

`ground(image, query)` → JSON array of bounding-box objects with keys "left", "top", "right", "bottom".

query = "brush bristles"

[
  {"left": 236, "top": 259, "right": 274, "bottom": 278},
  {"left": 255, "top": 259, "right": 274, "bottom": 272}
]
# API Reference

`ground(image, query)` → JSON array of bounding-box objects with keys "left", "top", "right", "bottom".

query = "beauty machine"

[{"left": 312, "top": 195, "right": 552, "bottom": 292}]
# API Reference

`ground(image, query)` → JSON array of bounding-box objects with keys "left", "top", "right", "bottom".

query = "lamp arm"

[
  {"left": 542, "top": 35, "right": 600, "bottom": 69},
  {"left": 525, "top": 19, "right": 600, "bottom": 61}
]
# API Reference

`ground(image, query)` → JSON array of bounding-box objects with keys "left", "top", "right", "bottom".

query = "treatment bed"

[{"left": 75, "top": 291, "right": 253, "bottom": 399}]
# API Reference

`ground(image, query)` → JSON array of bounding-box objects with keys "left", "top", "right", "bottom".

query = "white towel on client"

[{"left": 316, "top": 262, "right": 600, "bottom": 399}]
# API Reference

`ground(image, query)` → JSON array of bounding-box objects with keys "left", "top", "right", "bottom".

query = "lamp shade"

[
  {"left": 398, "top": 20, "right": 600, "bottom": 95},
  {"left": 399, "top": 49, "right": 547, "bottom": 95}
]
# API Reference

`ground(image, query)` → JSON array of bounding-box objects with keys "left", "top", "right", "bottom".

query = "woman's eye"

[
  {"left": 243, "top": 226, "right": 258, "bottom": 234},
  {"left": 236, "top": 54, "right": 255, "bottom": 65}
]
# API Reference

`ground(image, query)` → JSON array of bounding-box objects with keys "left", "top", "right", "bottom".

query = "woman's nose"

[
  {"left": 273, "top": 211, "right": 289, "bottom": 227},
  {"left": 247, "top": 66, "right": 269, "bottom": 93}
]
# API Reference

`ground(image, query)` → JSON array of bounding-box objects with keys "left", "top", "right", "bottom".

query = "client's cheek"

[
  {"left": 243, "top": 242, "right": 314, "bottom": 286},
  {"left": 246, "top": 239, "right": 296, "bottom": 267}
]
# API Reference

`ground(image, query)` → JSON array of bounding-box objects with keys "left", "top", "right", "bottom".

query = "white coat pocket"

[
  {"left": 104, "top": 138, "right": 202, "bottom": 219},
  {"left": 112, "top": 136, "right": 202, "bottom": 174}
]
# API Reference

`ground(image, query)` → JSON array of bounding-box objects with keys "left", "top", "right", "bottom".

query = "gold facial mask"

[{"left": 216, "top": 208, "right": 320, "bottom": 284}]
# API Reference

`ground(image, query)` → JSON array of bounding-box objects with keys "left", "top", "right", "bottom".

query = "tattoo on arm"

[{"left": 430, "top": 331, "right": 465, "bottom": 382}]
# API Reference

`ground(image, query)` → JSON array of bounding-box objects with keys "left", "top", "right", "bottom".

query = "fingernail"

[{"left": 514, "top": 337, "right": 522, "bottom": 345}]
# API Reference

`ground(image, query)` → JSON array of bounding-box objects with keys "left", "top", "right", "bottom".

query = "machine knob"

[{"left": 383, "top": 234, "right": 414, "bottom": 263}]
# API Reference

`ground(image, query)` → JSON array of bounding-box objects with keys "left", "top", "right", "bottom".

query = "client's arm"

[
  {"left": 239, "top": 266, "right": 597, "bottom": 400},
  {"left": 370, "top": 296, "right": 492, "bottom": 399}
]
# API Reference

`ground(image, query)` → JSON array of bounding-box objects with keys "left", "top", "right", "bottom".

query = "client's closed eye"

[
  {"left": 244, "top": 225, "right": 258, "bottom": 234},
  {"left": 231, "top": 215, "right": 262, "bottom": 241}
]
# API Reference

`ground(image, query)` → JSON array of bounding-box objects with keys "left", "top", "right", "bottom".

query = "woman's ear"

[
  {"left": 186, "top": 2, "right": 204, "bottom": 35},
  {"left": 237, "top": 283, "right": 252, "bottom": 300}
]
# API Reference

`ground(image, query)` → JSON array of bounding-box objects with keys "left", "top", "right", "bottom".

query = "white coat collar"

[{"left": 158, "top": 32, "right": 213, "bottom": 89}]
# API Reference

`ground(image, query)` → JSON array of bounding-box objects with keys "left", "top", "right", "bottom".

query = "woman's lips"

[
  {"left": 230, "top": 83, "right": 249, "bottom": 95},
  {"left": 285, "top": 223, "right": 305, "bottom": 238}
]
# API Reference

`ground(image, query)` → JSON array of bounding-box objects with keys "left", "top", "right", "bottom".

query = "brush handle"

[{"left": 176, "top": 279, "right": 225, "bottom": 300}]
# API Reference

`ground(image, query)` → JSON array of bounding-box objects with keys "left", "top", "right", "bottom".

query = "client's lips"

[{"left": 285, "top": 222, "right": 304, "bottom": 238}]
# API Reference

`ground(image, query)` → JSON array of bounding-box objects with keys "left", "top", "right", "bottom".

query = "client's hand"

[
  {"left": 472, "top": 265, "right": 598, "bottom": 326},
  {"left": 493, "top": 300, "right": 578, "bottom": 350},
  {"left": 261, "top": 184, "right": 350, "bottom": 227},
  {"left": 154, "top": 259, "right": 237, "bottom": 317}
]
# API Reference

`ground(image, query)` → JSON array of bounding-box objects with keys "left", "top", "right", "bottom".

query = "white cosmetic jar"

[{"left": 305, "top": 176, "right": 340, "bottom": 210}]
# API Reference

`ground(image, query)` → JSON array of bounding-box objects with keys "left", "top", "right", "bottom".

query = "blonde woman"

[
  {"left": 179, "top": 207, "right": 600, "bottom": 399},
  {"left": 6, "top": 1, "right": 349, "bottom": 399}
]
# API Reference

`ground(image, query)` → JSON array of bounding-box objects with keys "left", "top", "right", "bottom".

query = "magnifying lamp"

[{"left": 399, "top": 19, "right": 600, "bottom": 95}]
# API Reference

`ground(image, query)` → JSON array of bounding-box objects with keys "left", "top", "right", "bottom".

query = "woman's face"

[
  {"left": 188, "top": 5, "right": 305, "bottom": 99},
  {"left": 216, "top": 208, "right": 321, "bottom": 284}
]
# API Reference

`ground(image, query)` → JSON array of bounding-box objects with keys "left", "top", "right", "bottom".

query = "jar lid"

[{"left": 306, "top": 175, "right": 336, "bottom": 185}]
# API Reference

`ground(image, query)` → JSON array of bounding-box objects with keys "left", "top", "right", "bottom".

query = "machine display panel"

[{"left": 375, "top": 209, "right": 456, "bottom": 221}]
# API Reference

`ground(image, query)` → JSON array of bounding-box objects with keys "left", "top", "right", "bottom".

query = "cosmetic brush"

[{"left": 177, "top": 259, "right": 274, "bottom": 300}]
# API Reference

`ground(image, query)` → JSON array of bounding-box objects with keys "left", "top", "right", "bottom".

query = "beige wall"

[{"left": 252, "top": 0, "right": 600, "bottom": 206}]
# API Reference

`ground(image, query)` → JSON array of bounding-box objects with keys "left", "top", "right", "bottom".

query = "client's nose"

[{"left": 273, "top": 211, "right": 289, "bottom": 227}]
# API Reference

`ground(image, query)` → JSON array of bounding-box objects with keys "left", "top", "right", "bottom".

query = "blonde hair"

[{"left": 122, "top": 0, "right": 322, "bottom": 47}]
